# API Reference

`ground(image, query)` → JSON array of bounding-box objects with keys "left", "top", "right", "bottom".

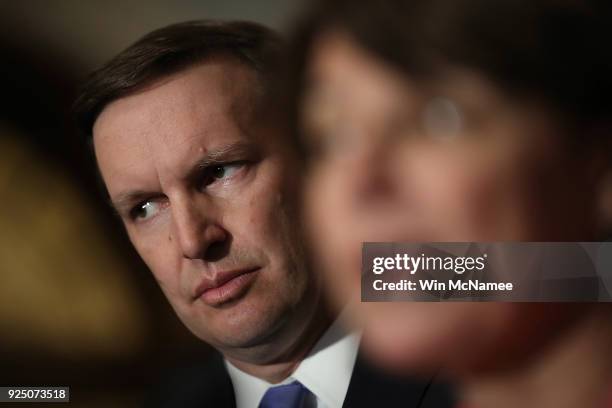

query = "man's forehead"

[
  {"left": 94, "top": 58, "right": 259, "bottom": 137},
  {"left": 92, "top": 58, "right": 262, "bottom": 194}
]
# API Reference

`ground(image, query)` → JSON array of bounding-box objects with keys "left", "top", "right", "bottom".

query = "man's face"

[{"left": 93, "top": 58, "right": 314, "bottom": 360}]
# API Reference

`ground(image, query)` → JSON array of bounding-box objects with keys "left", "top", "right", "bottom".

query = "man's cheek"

[
  {"left": 149, "top": 262, "right": 179, "bottom": 295},
  {"left": 128, "top": 229, "right": 161, "bottom": 259},
  {"left": 133, "top": 240, "right": 181, "bottom": 299},
  {"left": 258, "top": 198, "right": 292, "bottom": 236}
]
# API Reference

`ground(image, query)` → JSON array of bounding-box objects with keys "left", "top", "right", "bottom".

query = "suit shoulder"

[
  {"left": 343, "top": 355, "right": 456, "bottom": 408},
  {"left": 143, "top": 352, "right": 235, "bottom": 408}
]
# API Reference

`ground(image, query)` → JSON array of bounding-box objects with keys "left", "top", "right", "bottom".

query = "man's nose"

[{"left": 171, "top": 196, "right": 228, "bottom": 260}]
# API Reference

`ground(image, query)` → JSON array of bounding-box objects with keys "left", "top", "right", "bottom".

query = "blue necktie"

[{"left": 258, "top": 381, "right": 310, "bottom": 408}]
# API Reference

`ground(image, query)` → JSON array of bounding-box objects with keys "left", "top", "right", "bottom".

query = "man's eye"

[
  {"left": 130, "top": 201, "right": 162, "bottom": 221},
  {"left": 206, "top": 163, "right": 244, "bottom": 185}
]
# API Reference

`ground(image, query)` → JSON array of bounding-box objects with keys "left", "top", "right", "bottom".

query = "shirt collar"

[
  {"left": 291, "top": 313, "right": 360, "bottom": 407},
  {"left": 225, "top": 311, "right": 360, "bottom": 408},
  {"left": 225, "top": 362, "right": 270, "bottom": 408}
]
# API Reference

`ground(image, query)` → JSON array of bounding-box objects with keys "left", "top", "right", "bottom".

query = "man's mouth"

[{"left": 193, "top": 267, "right": 260, "bottom": 307}]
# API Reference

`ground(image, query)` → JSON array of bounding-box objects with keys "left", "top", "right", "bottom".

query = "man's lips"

[{"left": 193, "top": 267, "right": 260, "bottom": 306}]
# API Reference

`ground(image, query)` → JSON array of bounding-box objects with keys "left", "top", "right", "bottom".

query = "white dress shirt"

[{"left": 225, "top": 313, "right": 360, "bottom": 408}]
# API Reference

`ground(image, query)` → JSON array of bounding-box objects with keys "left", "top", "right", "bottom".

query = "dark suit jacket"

[{"left": 145, "top": 351, "right": 456, "bottom": 408}]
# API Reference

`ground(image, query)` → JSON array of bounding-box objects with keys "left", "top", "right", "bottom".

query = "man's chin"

[{"left": 187, "top": 300, "right": 291, "bottom": 354}]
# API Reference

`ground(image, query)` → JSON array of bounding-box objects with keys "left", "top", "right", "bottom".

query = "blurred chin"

[{"left": 358, "top": 303, "right": 487, "bottom": 374}]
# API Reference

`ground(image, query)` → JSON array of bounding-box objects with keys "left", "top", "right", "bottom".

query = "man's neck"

[
  {"left": 463, "top": 306, "right": 612, "bottom": 408},
  {"left": 226, "top": 302, "right": 334, "bottom": 383}
]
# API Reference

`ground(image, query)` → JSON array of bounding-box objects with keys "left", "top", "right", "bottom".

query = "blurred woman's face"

[{"left": 300, "top": 31, "right": 598, "bottom": 374}]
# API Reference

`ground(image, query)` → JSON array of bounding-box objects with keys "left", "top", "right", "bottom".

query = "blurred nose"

[
  {"left": 349, "top": 137, "right": 397, "bottom": 206},
  {"left": 171, "top": 195, "right": 228, "bottom": 261}
]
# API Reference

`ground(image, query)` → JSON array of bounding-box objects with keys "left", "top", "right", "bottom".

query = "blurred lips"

[{"left": 194, "top": 267, "right": 260, "bottom": 306}]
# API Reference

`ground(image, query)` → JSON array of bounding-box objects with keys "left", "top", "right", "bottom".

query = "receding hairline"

[
  {"left": 74, "top": 20, "right": 282, "bottom": 138},
  {"left": 94, "top": 53, "right": 264, "bottom": 129}
]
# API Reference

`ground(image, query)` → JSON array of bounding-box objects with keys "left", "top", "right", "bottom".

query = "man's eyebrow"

[
  {"left": 192, "top": 141, "right": 258, "bottom": 169},
  {"left": 109, "top": 141, "right": 259, "bottom": 214}
]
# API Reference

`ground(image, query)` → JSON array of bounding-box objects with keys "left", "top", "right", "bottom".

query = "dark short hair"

[
  {"left": 287, "top": 0, "right": 612, "bottom": 137},
  {"left": 74, "top": 20, "right": 282, "bottom": 137}
]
